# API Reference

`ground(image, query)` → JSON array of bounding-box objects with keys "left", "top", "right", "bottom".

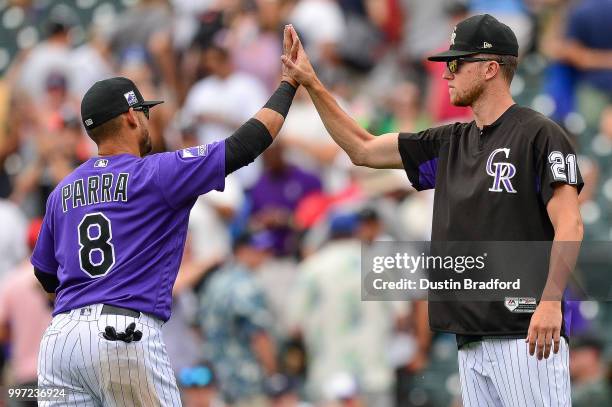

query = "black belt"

[{"left": 101, "top": 304, "right": 141, "bottom": 319}]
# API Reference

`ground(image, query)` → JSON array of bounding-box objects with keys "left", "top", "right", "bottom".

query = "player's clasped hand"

[
  {"left": 525, "top": 300, "right": 562, "bottom": 360},
  {"left": 102, "top": 322, "right": 143, "bottom": 343},
  {"left": 280, "top": 25, "right": 317, "bottom": 88}
]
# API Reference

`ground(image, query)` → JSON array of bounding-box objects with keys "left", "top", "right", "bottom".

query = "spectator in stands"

[
  {"left": 119, "top": 49, "right": 173, "bottom": 152},
  {"left": 249, "top": 141, "right": 322, "bottom": 256},
  {"left": 177, "top": 362, "right": 220, "bottom": 407},
  {"left": 164, "top": 232, "right": 222, "bottom": 376},
  {"left": 227, "top": 0, "right": 284, "bottom": 92},
  {"left": 108, "top": 0, "right": 176, "bottom": 92},
  {"left": 70, "top": 23, "right": 115, "bottom": 98},
  {"left": 37, "top": 72, "right": 81, "bottom": 134},
  {"left": 334, "top": 0, "right": 386, "bottom": 74},
  {"left": 0, "top": 79, "right": 16, "bottom": 198},
  {"left": 288, "top": 0, "right": 346, "bottom": 83},
  {"left": 264, "top": 373, "right": 312, "bottom": 407},
  {"left": 469, "top": 0, "right": 533, "bottom": 54},
  {"left": 399, "top": 0, "right": 454, "bottom": 92},
  {"left": 288, "top": 212, "right": 408, "bottom": 406},
  {"left": 559, "top": 0, "right": 612, "bottom": 94},
  {"left": 0, "top": 219, "right": 52, "bottom": 404},
  {"left": 354, "top": 207, "right": 432, "bottom": 406},
  {"left": 182, "top": 39, "right": 268, "bottom": 186},
  {"left": 10, "top": 108, "right": 85, "bottom": 215},
  {"left": 199, "top": 231, "right": 277, "bottom": 407},
  {"left": 320, "top": 371, "right": 364, "bottom": 407},
  {"left": 546, "top": 0, "right": 612, "bottom": 123},
  {"left": 189, "top": 174, "right": 245, "bottom": 262},
  {"left": 0, "top": 198, "right": 27, "bottom": 279},
  {"left": 16, "top": 6, "right": 76, "bottom": 100},
  {"left": 383, "top": 81, "right": 431, "bottom": 133},
  {"left": 280, "top": 87, "right": 348, "bottom": 193},
  {"left": 601, "top": 105, "right": 612, "bottom": 140},
  {"left": 570, "top": 333, "right": 611, "bottom": 407}
]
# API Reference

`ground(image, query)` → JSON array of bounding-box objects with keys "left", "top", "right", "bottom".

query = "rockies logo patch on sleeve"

[{"left": 181, "top": 145, "right": 208, "bottom": 158}]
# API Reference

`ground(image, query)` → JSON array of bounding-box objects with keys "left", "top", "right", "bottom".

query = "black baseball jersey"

[{"left": 398, "top": 104, "right": 583, "bottom": 336}]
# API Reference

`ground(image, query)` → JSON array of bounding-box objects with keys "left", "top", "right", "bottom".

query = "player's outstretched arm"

[
  {"left": 223, "top": 25, "right": 299, "bottom": 175},
  {"left": 281, "top": 25, "right": 403, "bottom": 170}
]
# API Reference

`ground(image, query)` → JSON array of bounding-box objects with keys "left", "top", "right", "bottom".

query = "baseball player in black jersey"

[{"left": 282, "top": 14, "right": 583, "bottom": 407}]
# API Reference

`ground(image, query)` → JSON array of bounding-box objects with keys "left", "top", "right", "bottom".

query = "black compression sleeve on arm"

[
  {"left": 225, "top": 118, "right": 273, "bottom": 175},
  {"left": 34, "top": 267, "right": 59, "bottom": 293},
  {"left": 263, "top": 81, "right": 297, "bottom": 118}
]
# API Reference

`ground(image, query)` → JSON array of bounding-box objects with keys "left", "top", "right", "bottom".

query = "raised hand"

[
  {"left": 281, "top": 25, "right": 318, "bottom": 88},
  {"left": 281, "top": 25, "right": 299, "bottom": 88}
]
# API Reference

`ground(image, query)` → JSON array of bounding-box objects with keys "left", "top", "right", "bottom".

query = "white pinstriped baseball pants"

[
  {"left": 458, "top": 338, "right": 571, "bottom": 407},
  {"left": 37, "top": 304, "right": 182, "bottom": 406}
]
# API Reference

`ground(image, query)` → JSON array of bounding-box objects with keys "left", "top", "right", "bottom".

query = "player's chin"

[
  {"left": 450, "top": 96, "right": 466, "bottom": 107},
  {"left": 450, "top": 92, "right": 471, "bottom": 107}
]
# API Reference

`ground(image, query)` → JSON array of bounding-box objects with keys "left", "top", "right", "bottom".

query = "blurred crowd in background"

[{"left": 0, "top": 0, "right": 611, "bottom": 406}]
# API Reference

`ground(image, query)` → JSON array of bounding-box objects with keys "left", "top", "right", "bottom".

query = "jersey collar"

[{"left": 481, "top": 103, "right": 518, "bottom": 131}]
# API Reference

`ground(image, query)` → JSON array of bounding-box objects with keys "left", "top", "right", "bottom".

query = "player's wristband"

[{"left": 263, "top": 81, "right": 297, "bottom": 118}]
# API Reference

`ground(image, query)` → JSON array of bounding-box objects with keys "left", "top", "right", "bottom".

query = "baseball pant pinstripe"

[
  {"left": 458, "top": 338, "right": 570, "bottom": 407},
  {"left": 38, "top": 304, "right": 182, "bottom": 406}
]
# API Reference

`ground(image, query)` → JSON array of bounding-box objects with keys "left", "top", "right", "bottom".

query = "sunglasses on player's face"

[
  {"left": 446, "top": 57, "right": 505, "bottom": 74},
  {"left": 133, "top": 106, "right": 150, "bottom": 120}
]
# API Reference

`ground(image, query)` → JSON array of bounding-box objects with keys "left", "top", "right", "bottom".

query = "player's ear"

[
  {"left": 125, "top": 108, "right": 139, "bottom": 128},
  {"left": 485, "top": 61, "right": 500, "bottom": 80}
]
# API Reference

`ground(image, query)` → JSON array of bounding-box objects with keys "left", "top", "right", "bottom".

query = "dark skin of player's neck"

[{"left": 97, "top": 109, "right": 149, "bottom": 158}]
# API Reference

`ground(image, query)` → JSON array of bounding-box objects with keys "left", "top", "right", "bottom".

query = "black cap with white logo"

[
  {"left": 428, "top": 14, "right": 518, "bottom": 61},
  {"left": 80, "top": 77, "right": 163, "bottom": 130}
]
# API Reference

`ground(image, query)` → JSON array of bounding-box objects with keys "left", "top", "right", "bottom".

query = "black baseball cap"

[
  {"left": 428, "top": 14, "right": 518, "bottom": 61},
  {"left": 81, "top": 77, "right": 163, "bottom": 130}
]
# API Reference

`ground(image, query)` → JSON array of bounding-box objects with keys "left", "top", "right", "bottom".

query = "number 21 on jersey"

[{"left": 548, "top": 151, "right": 578, "bottom": 184}]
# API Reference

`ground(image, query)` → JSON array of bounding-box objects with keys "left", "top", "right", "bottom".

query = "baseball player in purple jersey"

[{"left": 31, "top": 26, "right": 299, "bottom": 407}]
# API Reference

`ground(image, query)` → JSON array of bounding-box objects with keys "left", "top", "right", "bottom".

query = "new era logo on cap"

[
  {"left": 124, "top": 91, "right": 138, "bottom": 106},
  {"left": 428, "top": 14, "right": 518, "bottom": 61},
  {"left": 85, "top": 118, "right": 93, "bottom": 126}
]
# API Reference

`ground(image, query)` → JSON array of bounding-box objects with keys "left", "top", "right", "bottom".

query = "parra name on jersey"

[{"left": 61, "top": 173, "right": 129, "bottom": 213}]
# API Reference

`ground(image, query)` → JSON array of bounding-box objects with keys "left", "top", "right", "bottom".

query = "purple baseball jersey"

[{"left": 31, "top": 142, "right": 225, "bottom": 321}]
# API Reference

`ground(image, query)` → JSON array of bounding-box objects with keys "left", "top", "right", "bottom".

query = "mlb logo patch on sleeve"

[
  {"left": 94, "top": 159, "right": 109, "bottom": 168},
  {"left": 181, "top": 145, "right": 209, "bottom": 158},
  {"left": 124, "top": 91, "right": 138, "bottom": 106}
]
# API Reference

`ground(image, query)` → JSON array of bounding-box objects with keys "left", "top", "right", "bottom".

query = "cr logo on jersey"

[{"left": 486, "top": 148, "right": 517, "bottom": 193}]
